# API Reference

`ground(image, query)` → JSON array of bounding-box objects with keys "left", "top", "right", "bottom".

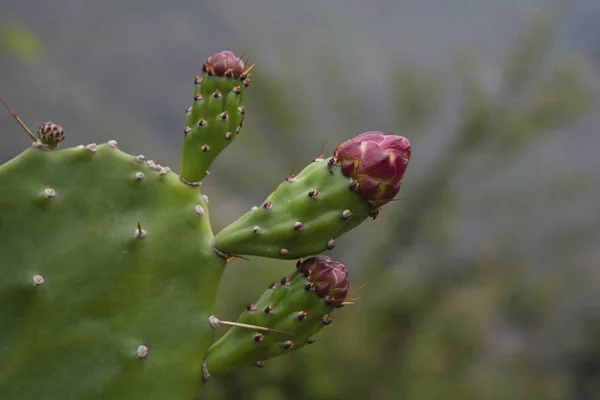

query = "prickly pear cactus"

[{"left": 0, "top": 50, "right": 411, "bottom": 399}]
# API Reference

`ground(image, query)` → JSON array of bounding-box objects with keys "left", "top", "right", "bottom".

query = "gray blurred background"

[{"left": 2, "top": 0, "right": 600, "bottom": 399}]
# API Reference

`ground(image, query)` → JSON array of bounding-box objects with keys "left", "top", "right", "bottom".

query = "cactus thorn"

[
  {"left": 194, "top": 205, "right": 205, "bottom": 216},
  {"left": 135, "top": 154, "right": 146, "bottom": 163},
  {"left": 252, "top": 226, "right": 262, "bottom": 234},
  {"left": 194, "top": 75, "right": 202, "bottom": 85},
  {"left": 194, "top": 93, "right": 203, "bottom": 101},
  {"left": 212, "top": 89, "right": 221, "bottom": 99},
  {"left": 307, "top": 335, "right": 317, "bottom": 344},
  {"left": 304, "top": 282, "right": 313, "bottom": 291},
  {"left": 283, "top": 340, "right": 294, "bottom": 349},
  {"left": 107, "top": 139, "right": 118, "bottom": 148},
  {"left": 208, "top": 315, "right": 291, "bottom": 335},
  {"left": 297, "top": 311, "right": 307, "bottom": 321},
  {"left": 219, "top": 111, "right": 228, "bottom": 120},
  {"left": 134, "top": 222, "right": 147, "bottom": 239},
  {"left": 322, "top": 315, "right": 333, "bottom": 325},
  {"left": 326, "top": 239, "right": 336, "bottom": 250},
  {"left": 198, "top": 119, "right": 207, "bottom": 127},
  {"left": 285, "top": 165, "right": 296, "bottom": 182},
  {"left": 279, "top": 248, "right": 289, "bottom": 257},
  {"left": 264, "top": 305, "right": 274, "bottom": 314},
  {"left": 43, "top": 188, "right": 56, "bottom": 199},
  {"left": 308, "top": 189, "right": 319, "bottom": 198},
  {"left": 341, "top": 209, "right": 352, "bottom": 220},
  {"left": 185, "top": 105, "right": 192, "bottom": 114},
  {"left": 246, "top": 303, "right": 256, "bottom": 311},
  {"left": 253, "top": 333, "right": 264, "bottom": 342},
  {"left": 255, "top": 361, "right": 265, "bottom": 368},
  {"left": 225, "top": 132, "right": 233, "bottom": 140},
  {"left": 0, "top": 96, "right": 38, "bottom": 143},
  {"left": 136, "top": 345, "right": 149, "bottom": 359},
  {"left": 314, "top": 139, "right": 328, "bottom": 162},
  {"left": 232, "top": 86, "right": 242, "bottom": 95},
  {"left": 201, "top": 144, "right": 210, "bottom": 152},
  {"left": 280, "top": 276, "right": 291, "bottom": 286},
  {"left": 293, "top": 222, "right": 304, "bottom": 231},
  {"left": 237, "top": 106, "right": 246, "bottom": 116},
  {"left": 86, "top": 143, "right": 97, "bottom": 152},
  {"left": 134, "top": 172, "right": 145, "bottom": 180},
  {"left": 263, "top": 201, "right": 273, "bottom": 210},
  {"left": 32, "top": 274, "right": 45, "bottom": 286},
  {"left": 268, "top": 282, "right": 276, "bottom": 290}
]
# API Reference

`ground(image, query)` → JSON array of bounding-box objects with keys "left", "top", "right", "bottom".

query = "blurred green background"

[{"left": 2, "top": 0, "right": 600, "bottom": 399}]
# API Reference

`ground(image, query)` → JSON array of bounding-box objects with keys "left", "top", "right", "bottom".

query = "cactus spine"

[{"left": 0, "top": 49, "right": 411, "bottom": 399}]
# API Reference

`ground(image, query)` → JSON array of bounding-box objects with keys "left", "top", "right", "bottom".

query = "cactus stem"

[
  {"left": 0, "top": 96, "right": 39, "bottom": 143},
  {"left": 134, "top": 222, "right": 147, "bottom": 239},
  {"left": 43, "top": 188, "right": 56, "bottom": 199},
  {"left": 208, "top": 315, "right": 291, "bottom": 335},
  {"left": 136, "top": 345, "right": 149, "bottom": 359},
  {"left": 134, "top": 172, "right": 145, "bottom": 180},
  {"left": 32, "top": 274, "right": 45, "bottom": 286}
]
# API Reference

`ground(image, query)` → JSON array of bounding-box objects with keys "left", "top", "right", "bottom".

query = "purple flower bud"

[
  {"left": 333, "top": 131, "right": 411, "bottom": 206},
  {"left": 297, "top": 256, "right": 349, "bottom": 307}
]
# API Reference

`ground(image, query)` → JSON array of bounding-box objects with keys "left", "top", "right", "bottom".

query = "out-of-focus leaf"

[{"left": 1, "top": 23, "right": 41, "bottom": 62}]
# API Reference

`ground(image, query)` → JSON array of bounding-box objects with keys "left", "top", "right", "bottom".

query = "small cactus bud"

[
  {"left": 333, "top": 131, "right": 411, "bottom": 207},
  {"left": 202, "top": 50, "right": 246, "bottom": 79},
  {"left": 37, "top": 122, "right": 65, "bottom": 149},
  {"left": 297, "top": 256, "right": 349, "bottom": 307}
]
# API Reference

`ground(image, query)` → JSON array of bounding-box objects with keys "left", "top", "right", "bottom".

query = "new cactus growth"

[
  {"left": 204, "top": 256, "right": 349, "bottom": 377},
  {"left": 0, "top": 49, "right": 411, "bottom": 399}
]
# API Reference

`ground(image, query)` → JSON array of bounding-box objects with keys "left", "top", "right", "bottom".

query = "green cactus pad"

[
  {"left": 213, "top": 158, "right": 370, "bottom": 259},
  {"left": 180, "top": 54, "right": 250, "bottom": 184},
  {"left": 205, "top": 267, "right": 340, "bottom": 375},
  {"left": 0, "top": 142, "right": 225, "bottom": 400}
]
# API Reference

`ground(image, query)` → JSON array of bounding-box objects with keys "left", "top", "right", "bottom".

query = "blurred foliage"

[{"left": 0, "top": 22, "right": 40, "bottom": 62}]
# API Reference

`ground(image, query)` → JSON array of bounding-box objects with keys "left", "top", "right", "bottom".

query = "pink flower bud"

[
  {"left": 202, "top": 50, "right": 246, "bottom": 79},
  {"left": 333, "top": 131, "right": 411, "bottom": 206},
  {"left": 297, "top": 256, "right": 349, "bottom": 307}
]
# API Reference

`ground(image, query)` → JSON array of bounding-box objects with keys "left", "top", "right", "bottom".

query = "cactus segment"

[
  {"left": 204, "top": 256, "right": 349, "bottom": 376},
  {"left": 213, "top": 157, "right": 371, "bottom": 259},
  {"left": 180, "top": 50, "right": 252, "bottom": 184},
  {"left": 0, "top": 142, "right": 226, "bottom": 399}
]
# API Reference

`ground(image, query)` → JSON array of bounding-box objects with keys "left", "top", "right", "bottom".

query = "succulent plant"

[{"left": 0, "top": 49, "right": 411, "bottom": 399}]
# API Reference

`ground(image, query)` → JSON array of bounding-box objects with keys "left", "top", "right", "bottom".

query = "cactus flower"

[
  {"left": 298, "top": 256, "right": 349, "bottom": 307},
  {"left": 333, "top": 131, "right": 411, "bottom": 206}
]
